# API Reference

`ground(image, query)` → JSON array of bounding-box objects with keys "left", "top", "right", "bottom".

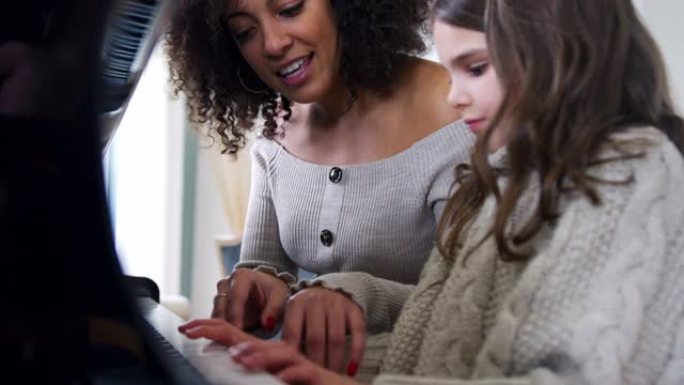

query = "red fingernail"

[
  {"left": 347, "top": 362, "right": 359, "bottom": 377},
  {"left": 264, "top": 317, "right": 275, "bottom": 331}
]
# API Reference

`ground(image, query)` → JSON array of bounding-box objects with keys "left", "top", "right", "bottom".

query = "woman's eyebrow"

[
  {"left": 226, "top": 0, "right": 275, "bottom": 20},
  {"left": 226, "top": 12, "right": 247, "bottom": 21}
]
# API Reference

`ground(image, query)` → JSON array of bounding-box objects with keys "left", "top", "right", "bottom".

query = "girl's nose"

[{"left": 447, "top": 82, "right": 471, "bottom": 110}]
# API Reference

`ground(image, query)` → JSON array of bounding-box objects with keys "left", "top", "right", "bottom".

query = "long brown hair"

[{"left": 435, "top": 0, "right": 684, "bottom": 261}]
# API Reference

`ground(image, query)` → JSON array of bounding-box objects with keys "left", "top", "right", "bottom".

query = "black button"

[
  {"left": 320, "top": 229, "right": 333, "bottom": 247},
  {"left": 328, "top": 167, "right": 343, "bottom": 183}
]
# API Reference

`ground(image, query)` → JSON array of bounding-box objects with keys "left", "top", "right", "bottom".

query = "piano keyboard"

[
  {"left": 99, "top": 0, "right": 161, "bottom": 112},
  {"left": 137, "top": 298, "right": 285, "bottom": 385},
  {"left": 97, "top": 0, "right": 178, "bottom": 148}
]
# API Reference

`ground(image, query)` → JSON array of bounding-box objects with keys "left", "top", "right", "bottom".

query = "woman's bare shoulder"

[{"left": 395, "top": 57, "right": 462, "bottom": 139}]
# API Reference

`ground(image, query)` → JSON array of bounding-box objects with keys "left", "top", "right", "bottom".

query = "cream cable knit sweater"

[{"left": 345, "top": 127, "right": 684, "bottom": 385}]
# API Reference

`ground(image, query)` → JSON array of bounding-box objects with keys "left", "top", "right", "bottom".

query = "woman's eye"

[
  {"left": 279, "top": 1, "right": 304, "bottom": 17},
  {"left": 468, "top": 62, "right": 488, "bottom": 77},
  {"left": 234, "top": 27, "right": 255, "bottom": 44}
]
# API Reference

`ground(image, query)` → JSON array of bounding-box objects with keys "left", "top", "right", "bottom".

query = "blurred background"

[{"left": 105, "top": 0, "right": 684, "bottom": 320}]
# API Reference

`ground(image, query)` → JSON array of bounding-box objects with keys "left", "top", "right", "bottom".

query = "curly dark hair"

[{"left": 165, "top": 0, "right": 431, "bottom": 155}]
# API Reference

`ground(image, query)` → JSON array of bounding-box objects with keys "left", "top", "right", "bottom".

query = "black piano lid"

[{"left": 0, "top": 0, "right": 211, "bottom": 383}]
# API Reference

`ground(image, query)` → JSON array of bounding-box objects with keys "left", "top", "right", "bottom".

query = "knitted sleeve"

[
  {"left": 375, "top": 132, "right": 684, "bottom": 385},
  {"left": 234, "top": 142, "right": 298, "bottom": 284}
]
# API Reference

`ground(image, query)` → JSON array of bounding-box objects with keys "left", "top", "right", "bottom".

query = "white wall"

[
  {"left": 108, "top": 45, "right": 184, "bottom": 296},
  {"left": 107, "top": 44, "right": 237, "bottom": 318},
  {"left": 638, "top": 0, "right": 684, "bottom": 111}
]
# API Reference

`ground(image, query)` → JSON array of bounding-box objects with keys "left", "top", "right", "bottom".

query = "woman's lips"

[{"left": 279, "top": 54, "right": 313, "bottom": 87}]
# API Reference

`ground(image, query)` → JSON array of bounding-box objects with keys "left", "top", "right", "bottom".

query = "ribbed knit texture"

[
  {"left": 353, "top": 127, "right": 684, "bottom": 385},
  {"left": 236, "top": 120, "right": 474, "bottom": 332}
]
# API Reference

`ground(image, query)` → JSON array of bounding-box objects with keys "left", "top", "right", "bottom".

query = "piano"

[
  {"left": 98, "top": 0, "right": 175, "bottom": 150},
  {"left": 0, "top": 0, "right": 283, "bottom": 383},
  {"left": 140, "top": 298, "right": 284, "bottom": 385}
]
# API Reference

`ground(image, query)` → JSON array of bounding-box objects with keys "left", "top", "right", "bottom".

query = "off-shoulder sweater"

[{"left": 236, "top": 121, "right": 474, "bottom": 333}]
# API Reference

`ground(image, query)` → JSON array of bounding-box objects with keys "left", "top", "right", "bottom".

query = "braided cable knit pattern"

[
  {"left": 374, "top": 128, "right": 684, "bottom": 385},
  {"left": 380, "top": 250, "right": 454, "bottom": 374}
]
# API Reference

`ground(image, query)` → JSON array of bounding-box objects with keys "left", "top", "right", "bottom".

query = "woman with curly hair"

[
  {"left": 179, "top": 0, "right": 684, "bottom": 384},
  {"left": 166, "top": 0, "right": 472, "bottom": 375}
]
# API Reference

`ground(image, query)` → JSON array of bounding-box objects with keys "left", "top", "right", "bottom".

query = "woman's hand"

[
  {"left": 282, "top": 287, "right": 366, "bottom": 375},
  {"left": 212, "top": 269, "right": 290, "bottom": 331},
  {"left": 231, "top": 340, "right": 361, "bottom": 385}
]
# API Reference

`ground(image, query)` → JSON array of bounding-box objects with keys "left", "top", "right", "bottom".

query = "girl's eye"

[
  {"left": 468, "top": 62, "right": 488, "bottom": 77},
  {"left": 279, "top": 1, "right": 304, "bottom": 17}
]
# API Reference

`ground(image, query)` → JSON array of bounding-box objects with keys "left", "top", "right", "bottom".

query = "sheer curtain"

[
  {"left": 201, "top": 133, "right": 254, "bottom": 275},
  {"left": 207, "top": 141, "right": 252, "bottom": 238}
]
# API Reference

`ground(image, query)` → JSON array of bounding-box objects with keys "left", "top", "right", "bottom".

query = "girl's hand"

[
  {"left": 178, "top": 318, "right": 260, "bottom": 346},
  {"left": 231, "top": 340, "right": 361, "bottom": 385}
]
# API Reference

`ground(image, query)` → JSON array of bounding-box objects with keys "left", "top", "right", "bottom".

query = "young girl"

[{"left": 179, "top": 0, "right": 684, "bottom": 384}]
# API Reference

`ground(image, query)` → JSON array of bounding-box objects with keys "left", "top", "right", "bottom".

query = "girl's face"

[
  {"left": 433, "top": 20, "right": 506, "bottom": 152},
  {"left": 225, "top": 0, "right": 344, "bottom": 104}
]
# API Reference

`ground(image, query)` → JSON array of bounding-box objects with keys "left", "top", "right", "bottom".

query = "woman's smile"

[{"left": 276, "top": 53, "right": 314, "bottom": 87}]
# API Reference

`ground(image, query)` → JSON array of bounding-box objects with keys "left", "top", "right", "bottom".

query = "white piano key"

[{"left": 139, "top": 298, "right": 285, "bottom": 385}]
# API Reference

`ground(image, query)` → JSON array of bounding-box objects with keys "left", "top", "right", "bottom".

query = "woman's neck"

[
  {"left": 307, "top": 56, "right": 414, "bottom": 129},
  {"left": 278, "top": 56, "right": 460, "bottom": 165},
  {"left": 306, "top": 81, "right": 387, "bottom": 133}
]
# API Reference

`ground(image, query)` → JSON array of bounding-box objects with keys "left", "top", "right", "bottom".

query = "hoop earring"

[{"left": 237, "top": 64, "right": 270, "bottom": 95}]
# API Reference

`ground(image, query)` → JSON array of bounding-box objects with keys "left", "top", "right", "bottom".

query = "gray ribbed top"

[{"left": 236, "top": 120, "right": 474, "bottom": 290}]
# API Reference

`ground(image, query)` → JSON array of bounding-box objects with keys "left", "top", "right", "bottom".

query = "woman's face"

[
  {"left": 225, "top": 0, "right": 344, "bottom": 104},
  {"left": 433, "top": 20, "right": 506, "bottom": 152}
]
